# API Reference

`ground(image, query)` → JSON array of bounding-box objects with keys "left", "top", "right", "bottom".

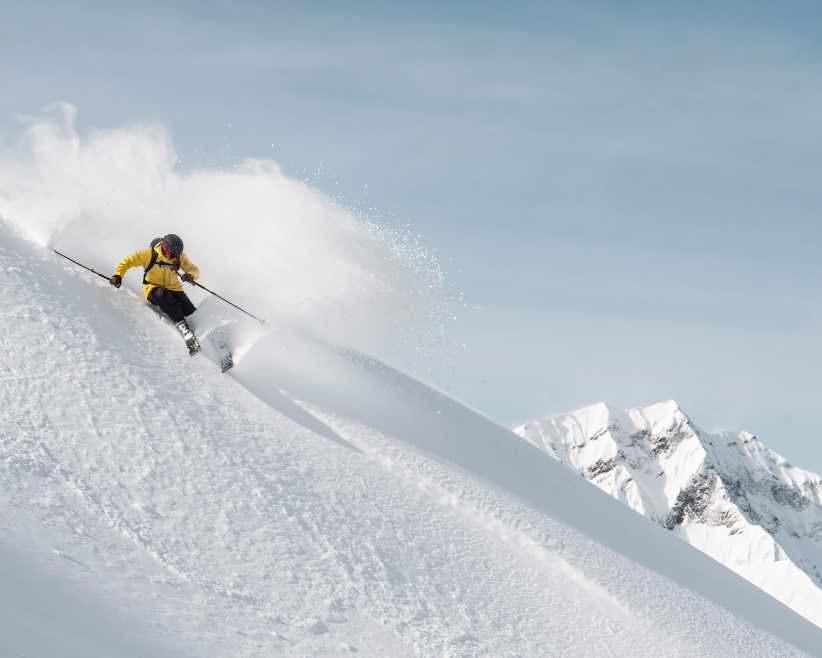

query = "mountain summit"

[{"left": 516, "top": 400, "right": 822, "bottom": 627}]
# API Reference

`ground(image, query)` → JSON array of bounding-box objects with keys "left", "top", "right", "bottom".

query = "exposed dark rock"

[
  {"left": 589, "top": 427, "right": 608, "bottom": 441},
  {"left": 770, "top": 483, "right": 809, "bottom": 511},
  {"left": 764, "top": 515, "right": 781, "bottom": 536},
  {"left": 651, "top": 436, "right": 670, "bottom": 456},
  {"left": 801, "top": 480, "right": 819, "bottom": 496},
  {"left": 664, "top": 471, "right": 716, "bottom": 530},
  {"left": 707, "top": 508, "right": 737, "bottom": 529},
  {"left": 649, "top": 419, "right": 693, "bottom": 457},
  {"left": 587, "top": 458, "right": 617, "bottom": 478},
  {"left": 629, "top": 429, "right": 651, "bottom": 446},
  {"left": 720, "top": 476, "right": 743, "bottom": 499}
]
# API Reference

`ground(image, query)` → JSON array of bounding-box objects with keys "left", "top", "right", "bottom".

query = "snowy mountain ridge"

[{"left": 515, "top": 400, "right": 822, "bottom": 628}]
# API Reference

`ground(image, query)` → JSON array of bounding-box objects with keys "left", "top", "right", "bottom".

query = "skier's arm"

[
  {"left": 180, "top": 254, "right": 200, "bottom": 281},
  {"left": 114, "top": 248, "right": 152, "bottom": 277}
]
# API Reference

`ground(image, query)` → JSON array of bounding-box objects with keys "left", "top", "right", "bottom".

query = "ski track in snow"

[{"left": 0, "top": 226, "right": 818, "bottom": 657}]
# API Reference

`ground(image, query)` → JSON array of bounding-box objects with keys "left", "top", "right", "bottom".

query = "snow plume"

[{"left": 0, "top": 103, "right": 452, "bottom": 359}]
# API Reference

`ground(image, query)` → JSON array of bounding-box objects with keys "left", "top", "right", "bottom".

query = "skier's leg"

[
  {"left": 148, "top": 287, "right": 185, "bottom": 323},
  {"left": 148, "top": 288, "right": 200, "bottom": 355},
  {"left": 147, "top": 286, "right": 163, "bottom": 307},
  {"left": 171, "top": 291, "right": 197, "bottom": 318},
  {"left": 166, "top": 291, "right": 201, "bottom": 354}
]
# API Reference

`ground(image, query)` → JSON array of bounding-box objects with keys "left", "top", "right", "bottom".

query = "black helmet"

[{"left": 163, "top": 233, "right": 184, "bottom": 257}]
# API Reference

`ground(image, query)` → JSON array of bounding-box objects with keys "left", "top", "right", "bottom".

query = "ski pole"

[
  {"left": 189, "top": 279, "right": 266, "bottom": 325},
  {"left": 52, "top": 249, "right": 111, "bottom": 283}
]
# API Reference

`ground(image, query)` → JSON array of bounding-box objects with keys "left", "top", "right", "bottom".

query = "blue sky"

[{"left": 4, "top": 1, "right": 822, "bottom": 468}]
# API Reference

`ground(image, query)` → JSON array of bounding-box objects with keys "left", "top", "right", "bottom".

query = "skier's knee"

[{"left": 148, "top": 286, "right": 165, "bottom": 305}]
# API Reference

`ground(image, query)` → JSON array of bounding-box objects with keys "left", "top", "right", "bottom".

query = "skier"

[{"left": 109, "top": 234, "right": 202, "bottom": 354}]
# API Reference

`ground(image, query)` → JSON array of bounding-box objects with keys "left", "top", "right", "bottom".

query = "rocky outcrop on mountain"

[{"left": 516, "top": 401, "right": 822, "bottom": 628}]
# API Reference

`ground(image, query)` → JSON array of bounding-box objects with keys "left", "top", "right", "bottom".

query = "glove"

[
  {"left": 181, "top": 272, "right": 195, "bottom": 284},
  {"left": 109, "top": 275, "right": 122, "bottom": 288}
]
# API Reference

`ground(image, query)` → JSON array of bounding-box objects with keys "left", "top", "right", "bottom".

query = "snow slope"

[
  {"left": 2, "top": 221, "right": 822, "bottom": 657},
  {"left": 515, "top": 401, "right": 822, "bottom": 630},
  {"left": 0, "top": 506, "right": 173, "bottom": 658}
]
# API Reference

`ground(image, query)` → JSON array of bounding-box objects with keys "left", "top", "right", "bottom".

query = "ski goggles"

[{"left": 161, "top": 242, "right": 180, "bottom": 258}]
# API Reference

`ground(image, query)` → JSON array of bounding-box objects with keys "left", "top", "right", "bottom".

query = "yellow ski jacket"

[{"left": 114, "top": 242, "right": 200, "bottom": 300}]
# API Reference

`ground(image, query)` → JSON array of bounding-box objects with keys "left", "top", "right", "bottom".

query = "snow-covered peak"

[{"left": 516, "top": 401, "right": 822, "bottom": 629}]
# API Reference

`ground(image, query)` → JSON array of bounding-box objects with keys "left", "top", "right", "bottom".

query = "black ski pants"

[{"left": 148, "top": 287, "right": 196, "bottom": 323}]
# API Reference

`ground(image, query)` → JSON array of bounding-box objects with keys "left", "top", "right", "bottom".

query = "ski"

[
  {"left": 206, "top": 324, "right": 234, "bottom": 372},
  {"left": 143, "top": 303, "right": 200, "bottom": 356},
  {"left": 142, "top": 299, "right": 242, "bottom": 372}
]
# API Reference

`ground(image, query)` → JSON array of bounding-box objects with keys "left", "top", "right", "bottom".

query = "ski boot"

[{"left": 175, "top": 319, "right": 201, "bottom": 356}]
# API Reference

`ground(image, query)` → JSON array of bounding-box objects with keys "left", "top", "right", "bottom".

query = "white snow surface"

[
  {"left": 516, "top": 400, "right": 822, "bottom": 632},
  {"left": 2, "top": 223, "right": 822, "bottom": 656}
]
